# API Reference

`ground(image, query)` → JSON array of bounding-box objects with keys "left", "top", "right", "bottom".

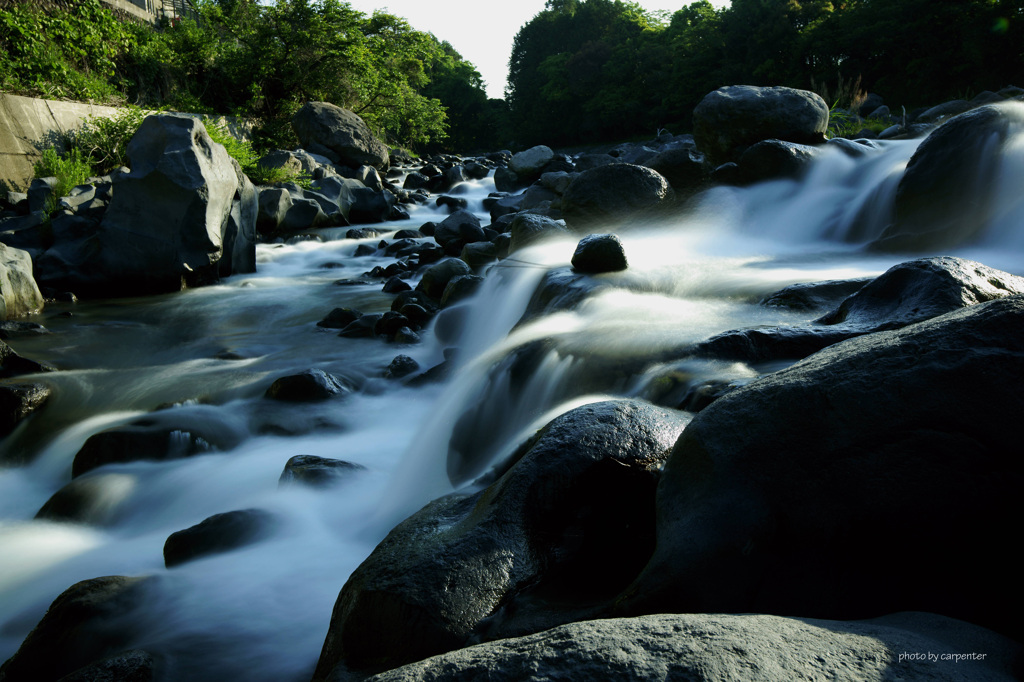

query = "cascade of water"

[{"left": 2, "top": 124, "right": 1024, "bottom": 679}]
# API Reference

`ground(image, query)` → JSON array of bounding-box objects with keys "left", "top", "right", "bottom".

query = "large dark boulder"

[
  {"left": 34, "top": 114, "right": 251, "bottom": 297},
  {"left": 291, "top": 102, "right": 390, "bottom": 171},
  {"left": 366, "top": 612, "right": 1023, "bottom": 682},
  {"left": 312, "top": 400, "right": 690, "bottom": 679},
  {"left": 874, "top": 103, "right": 1024, "bottom": 251},
  {"left": 561, "top": 164, "right": 673, "bottom": 230},
  {"left": 620, "top": 295, "right": 1024, "bottom": 641},
  {"left": 693, "top": 85, "right": 829, "bottom": 167},
  {"left": 0, "top": 576, "right": 155, "bottom": 681}
]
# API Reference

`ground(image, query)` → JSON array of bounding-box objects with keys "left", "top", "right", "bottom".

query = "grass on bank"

[{"left": 31, "top": 108, "right": 312, "bottom": 206}]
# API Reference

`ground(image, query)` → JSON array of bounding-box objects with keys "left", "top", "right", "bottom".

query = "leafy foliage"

[
  {"left": 2, "top": 0, "right": 499, "bottom": 152},
  {"left": 33, "top": 147, "right": 92, "bottom": 199},
  {"left": 508, "top": 0, "right": 1024, "bottom": 147}
]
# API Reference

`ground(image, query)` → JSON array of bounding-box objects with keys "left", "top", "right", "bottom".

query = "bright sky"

[{"left": 345, "top": 0, "right": 731, "bottom": 99}]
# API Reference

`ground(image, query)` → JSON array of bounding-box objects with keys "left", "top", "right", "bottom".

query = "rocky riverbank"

[{"left": 1, "top": 86, "right": 1023, "bottom": 681}]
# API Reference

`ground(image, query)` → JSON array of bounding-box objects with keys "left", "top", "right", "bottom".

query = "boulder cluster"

[{"left": 2, "top": 87, "right": 1024, "bottom": 681}]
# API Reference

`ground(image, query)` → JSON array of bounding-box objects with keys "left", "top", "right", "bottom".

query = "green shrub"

[
  {"left": 71, "top": 105, "right": 147, "bottom": 175},
  {"left": 203, "top": 119, "right": 312, "bottom": 188},
  {"left": 32, "top": 147, "right": 91, "bottom": 201}
]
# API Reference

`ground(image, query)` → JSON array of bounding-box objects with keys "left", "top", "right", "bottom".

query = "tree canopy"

[
  {"left": 1, "top": 0, "right": 501, "bottom": 152},
  {"left": 507, "top": 0, "right": 1024, "bottom": 147}
]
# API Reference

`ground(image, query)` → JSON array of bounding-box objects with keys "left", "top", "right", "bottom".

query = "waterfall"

[{"left": 3, "top": 117, "right": 1024, "bottom": 680}]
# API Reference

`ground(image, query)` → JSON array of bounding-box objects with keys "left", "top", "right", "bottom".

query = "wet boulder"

[
  {"left": 694, "top": 256, "right": 1024, "bottom": 364},
  {"left": 0, "top": 339, "right": 56, "bottom": 379},
  {"left": 291, "top": 102, "right": 389, "bottom": 171},
  {"left": 642, "top": 147, "right": 706, "bottom": 195},
  {"left": 34, "top": 114, "right": 248, "bottom": 297},
  {"left": 621, "top": 295, "right": 1024, "bottom": 641},
  {"left": 0, "top": 243, "right": 44, "bottom": 319},
  {"left": 561, "top": 164, "right": 673, "bottom": 230},
  {"left": 570, "top": 234, "right": 628, "bottom": 274},
  {"left": 317, "top": 307, "right": 362, "bottom": 329},
  {"left": 163, "top": 509, "right": 275, "bottom": 567},
  {"left": 434, "top": 210, "right": 484, "bottom": 249},
  {"left": 734, "top": 139, "right": 819, "bottom": 184},
  {"left": 417, "top": 258, "right": 472, "bottom": 300},
  {"left": 278, "top": 454, "right": 366, "bottom": 488},
  {"left": 35, "top": 472, "right": 139, "bottom": 525},
  {"left": 508, "top": 213, "right": 570, "bottom": 253},
  {"left": 264, "top": 368, "right": 353, "bottom": 402},
  {"left": 367, "top": 612, "right": 1023, "bottom": 682},
  {"left": 0, "top": 576, "right": 156, "bottom": 681},
  {"left": 312, "top": 399, "right": 691, "bottom": 679},
  {"left": 693, "top": 85, "right": 829, "bottom": 166},
  {"left": 509, "top": 145, "right": 555, "bottom": 181},
  {"left": 71, "top": 407, "right": 247, "bottom": 477},
  {"left": 53, "top": 649, "right": 155, "bottom": 682},
  {"left": 874, "top": 103, "right": 1024, "bottom": 251},
  {"left": 0, "top": 381, "right": 50, "bottom": 435}
]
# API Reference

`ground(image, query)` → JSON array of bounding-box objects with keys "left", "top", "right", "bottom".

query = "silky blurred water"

[{"left": 2, "top": 126, "right": 1024, "bottom": 679}]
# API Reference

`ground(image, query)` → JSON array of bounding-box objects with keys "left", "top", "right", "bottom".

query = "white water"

[{"left": 2, "top": 126, "right": 1024, "bottom": 680}]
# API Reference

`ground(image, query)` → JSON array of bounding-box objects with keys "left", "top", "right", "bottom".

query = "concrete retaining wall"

[{"left": 0, "top": 93, "right": 122, "bottom": 193}]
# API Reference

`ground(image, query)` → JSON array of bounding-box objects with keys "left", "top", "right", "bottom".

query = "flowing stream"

[{"left": 1, "top": 131, "right": 1023, "bottom": 680}]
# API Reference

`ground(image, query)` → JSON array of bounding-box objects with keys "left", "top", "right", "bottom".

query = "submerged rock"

[
  {"left": 164, "top": 509, "right": 275, "bottom": 568},
  {"left": 278, "top": 454, "right": 366, "bottom": 488},
  {"left": 875, "top": 102, "right": 1024, "bottom": 251}
]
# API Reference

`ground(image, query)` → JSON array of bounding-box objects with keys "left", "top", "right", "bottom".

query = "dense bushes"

[{"left": 1, "top": 0, "right": 500, "bottom": 153}]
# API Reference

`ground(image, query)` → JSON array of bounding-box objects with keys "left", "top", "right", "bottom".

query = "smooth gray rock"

[
  {"left": 693, "top": 85, "right": 829, "bottom": 166},
  {"left": 366, "top": 612, "right": 1023, "bottom": 682},
  {"left": 292, "top": 102, "right": 389, "bottom": 171},
  {"left": 509, "top": 145, "right": 554, "bottom": 178},
  {"left": 279, "top": 455, "right": 366, "bottom": 488},
  {"left": 0, "top": 243, "right": 44, "bottom": 319}
]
